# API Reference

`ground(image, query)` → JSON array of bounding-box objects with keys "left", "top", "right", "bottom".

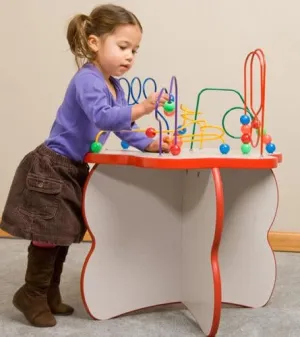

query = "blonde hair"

[{"left": 67, "top": 4, "right": 143, "bottom": 68}]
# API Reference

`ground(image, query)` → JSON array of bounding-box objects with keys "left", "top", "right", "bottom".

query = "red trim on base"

[
  {"left": 207, "top": 168, "right": 224, "bottom": 337},
  {"left": 266, "top": 170, "right": 279, "bottom": 306},
  {"left": 80, "top": 164, "right": 98, "bottom": 320}
]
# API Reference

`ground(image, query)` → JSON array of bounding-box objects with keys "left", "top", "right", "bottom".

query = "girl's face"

[{"left": 88, "top": 24, "right": 142, "bottom": 79}]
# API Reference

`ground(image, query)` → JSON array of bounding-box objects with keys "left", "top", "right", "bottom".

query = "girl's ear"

[{"left": 87, "top": 35, "right": 100, "bottom": 52}]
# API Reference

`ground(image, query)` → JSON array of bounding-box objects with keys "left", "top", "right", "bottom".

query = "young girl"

[{"left": 0, "top": 4, "right": 170, "bottom": 328}]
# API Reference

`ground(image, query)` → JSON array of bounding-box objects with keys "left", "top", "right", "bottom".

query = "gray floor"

[{"left": 0, "top": 239, "right": 299, "bottom": 337}]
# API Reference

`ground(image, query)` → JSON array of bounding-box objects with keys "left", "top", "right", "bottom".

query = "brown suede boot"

[
  {"left": 13, "top": 243, "right": 59, "bottom": 327},
  {"left": 47, "top": 245, "right": 74, "bottom": 316}
]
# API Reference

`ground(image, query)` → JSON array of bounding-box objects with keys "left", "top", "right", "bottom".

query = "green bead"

[
  {"left": 90, "top": 141, "right": 103, "bottom": 153},
  {"left": 241, "top": 143, "right": 251, "bottom": 154},
  {"left": 163, "top": 101, "right": 175, "bottom": 112}
]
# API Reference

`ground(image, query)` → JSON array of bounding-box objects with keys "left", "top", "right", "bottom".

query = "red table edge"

[{"left": 84, "top": 152, "right": 282, "bottom": 169}]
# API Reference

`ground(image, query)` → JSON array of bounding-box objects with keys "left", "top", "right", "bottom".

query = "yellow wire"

[{"left": 94, "top": 104, "right": 226, "bottom": 148}]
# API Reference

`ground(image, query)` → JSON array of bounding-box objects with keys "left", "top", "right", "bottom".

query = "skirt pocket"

[{"left": 19, "top": 173, "right": 63, "bottom": 220}]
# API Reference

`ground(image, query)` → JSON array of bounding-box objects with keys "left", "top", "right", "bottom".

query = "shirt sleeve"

[
  {"left": 114, "top": 122, "right": 154, "bottom": 151},
  {"left": 75, "top": 73, "right": 132, "bottom": 131}
]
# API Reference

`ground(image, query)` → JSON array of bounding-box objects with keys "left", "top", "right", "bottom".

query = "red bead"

[
  {"left": 251, "top": 118, "right": 261, "bottom": 129},
  {"left": 170, "top": 144, "right": 181, "bottom": 156},
  {"left": 263, "top": 134, "right": 272, "bottom": 144},
  {"left": 241, "top": 133, "right": 251, "bottom": 144},
  {"left": 241, "top": 125, "right": 251, "bottom": 134},
  {"left": 164, "top": 110, "right": 175, "bottom": 117},
  {"left": 145, "top": 127, "right": 156, "bottom": 138}
]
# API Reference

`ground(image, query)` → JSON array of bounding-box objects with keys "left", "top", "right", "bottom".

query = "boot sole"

[
  {"left": 51, "top": 311, "right": 74, "bottom": 316},
  {"left": 13, "top": 298, "right": 57, "bottom": 328}
]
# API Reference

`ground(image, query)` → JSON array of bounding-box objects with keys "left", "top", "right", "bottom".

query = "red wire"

[{"left": 243, "top": 49, "right": 266, "bottom": 155}]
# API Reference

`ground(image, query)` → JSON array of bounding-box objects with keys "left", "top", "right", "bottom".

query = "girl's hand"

[
  {"left": 142, "top": 92, "right": 169, "bottom": 114},
  {"left": 144, "top": 138, "right": 170, "bottom": 153},
  {"left": 131, "top": 93, "right": 169, "bottom": 122}
]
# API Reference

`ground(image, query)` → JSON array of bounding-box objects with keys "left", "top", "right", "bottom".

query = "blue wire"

[{"left": 119, "top": 76, "right": 170, "bottom": 131}]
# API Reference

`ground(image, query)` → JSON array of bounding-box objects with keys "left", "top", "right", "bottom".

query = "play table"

[{"left": 80, "top": 148, "right": 282, "bottom": 336}]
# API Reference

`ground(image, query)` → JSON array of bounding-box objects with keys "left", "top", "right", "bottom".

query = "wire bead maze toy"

[
  {"left": 89, "top": 48, "right": 277, "bottom": 157},
  {"left": 89, "top": 76, "right": 230, "bottom": 156}
]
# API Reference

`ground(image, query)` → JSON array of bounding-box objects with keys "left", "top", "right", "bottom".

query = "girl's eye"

[{"left": 119, "top": 46, "right": 138, "bottom": 54}]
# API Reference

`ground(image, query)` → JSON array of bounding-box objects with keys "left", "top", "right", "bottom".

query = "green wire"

[
  {"left": 190, "top": 88, "right": 254, "bottom": 150},
  {"left": 222, "top": 106, "right": 253, "bottom": 139}
]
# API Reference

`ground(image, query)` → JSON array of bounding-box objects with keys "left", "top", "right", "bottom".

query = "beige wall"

[{"left": 0, "top": 0, "right": 297, "bottom": 231}]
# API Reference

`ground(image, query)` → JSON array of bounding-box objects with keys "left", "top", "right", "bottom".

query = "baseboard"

[
  {"left": 0, "top": 229, "right": 94, "bottom": 242},
  {"left": 0, "top": 228, "right": 299, "bottom": 252},
  {"left": 267, "top": 231, "right": 300, "bottom": 252},
  {"left": 0, "top": 229, "right": 92, "bottom": 241}
]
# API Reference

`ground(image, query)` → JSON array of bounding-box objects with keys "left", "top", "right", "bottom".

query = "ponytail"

[{"left": 67, "top": 14, "right": 93, "bottom": 68}]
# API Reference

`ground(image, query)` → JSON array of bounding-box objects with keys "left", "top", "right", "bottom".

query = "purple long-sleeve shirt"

[{"left": 45, "top": 63, "right": 153, "bottom": 162}]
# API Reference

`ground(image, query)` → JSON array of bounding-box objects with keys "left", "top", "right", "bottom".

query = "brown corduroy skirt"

[{"left": 0, "top": 144, "right": 89, "bottom": 245}]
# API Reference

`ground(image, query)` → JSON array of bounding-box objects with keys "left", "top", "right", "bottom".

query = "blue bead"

[
  {"left": 240, "top": 115, "right": 250, "bottom": 125},
  {"left": 266, "top": 143, "right": 276, "bottom": 154},
  {"left": 178, "top": 125, "right": 187, "bottom": 135},
  {"left": 121, "top": 140, "right": 130, "bottom": 149},
  {"left": 169, "top": 94, "right": 175, "bottom": 102},
  {"left": 220, "top": 143, "right": 230, "bottom": 154}
]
